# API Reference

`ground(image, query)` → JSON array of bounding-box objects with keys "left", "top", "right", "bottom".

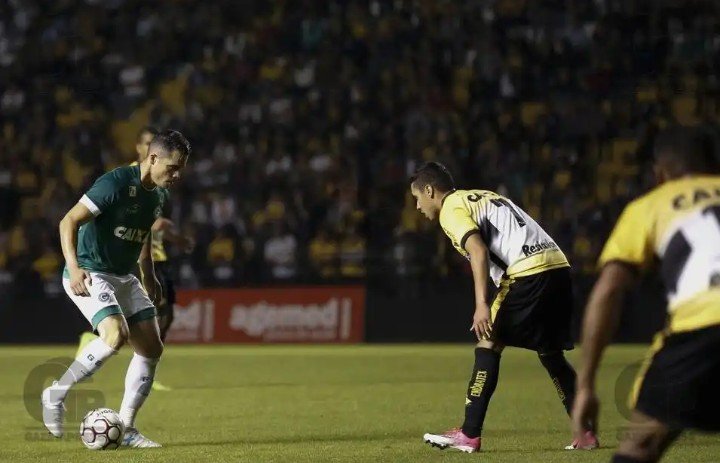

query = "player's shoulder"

[
  {"left": 444, "top": 189, "right": 494, "bottom": 206},
  {"left": 621, "top": 176, "right": 720, "bottom": 219},
  {"left": 94, "top": 165, "right": 136, "bottom": 188}
]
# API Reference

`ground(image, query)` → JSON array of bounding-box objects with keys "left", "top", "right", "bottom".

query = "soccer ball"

[{"left": 79, "top": 408, "right": 125, "bottom": 450}]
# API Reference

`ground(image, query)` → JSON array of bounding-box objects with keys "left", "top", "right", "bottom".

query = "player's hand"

[
  {"left": 572, "top": 386, "right": 600, "bottom": 438},
  {"left": 180, "top": 235, "right": 196, "bottom": 253},
  {"left": 69, "top": 266, "right": 92, "bottom": 297},
  {"left": 144, "top": 275, "right": 163, "bottom": 306},
  {"left": 470, "top": 302, "right": 493, "bottom": 341}
]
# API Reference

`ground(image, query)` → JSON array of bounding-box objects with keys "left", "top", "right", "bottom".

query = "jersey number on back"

[
  {"left": 467, "top": 194, "right": 526, "bottom": 227},
  {"left": 662, "top": 205, "right": 720, "bottom": 294}
]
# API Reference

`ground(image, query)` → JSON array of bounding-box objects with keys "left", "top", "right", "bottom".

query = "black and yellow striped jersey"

[
  {"left": 599, "top": 175, "right": 720, "bottom": 333},
  {"left": 439, "top": 189, "right": 569, "bottom": 285},
  {"left": 129, "top": 161, "right": 168, "bottom": 262}
]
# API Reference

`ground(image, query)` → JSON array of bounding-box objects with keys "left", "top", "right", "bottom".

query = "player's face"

[
  {"left": 136, "top": 132, "right": 154, "bottom": 162},
  {"left": 150, "top": 150, "right": 187, "bottom": 188},
  {"left": 411, "top": 184, "right": 438, "bottom": 220}
]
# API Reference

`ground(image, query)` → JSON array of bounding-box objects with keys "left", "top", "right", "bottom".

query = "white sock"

[
  {"left": 52, "top": 338, "right": 117, "bottom": 404},
  {"left": 119, "top": 353, "right": 160, "bottom": 428}
]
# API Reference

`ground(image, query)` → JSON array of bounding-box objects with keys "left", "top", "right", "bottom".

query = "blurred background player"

[
  {"left": 411, "top": 162, "right": 598, "bottom": 453},
  {"left": 42, "top": 129, "right": 191, "bottom": 447},
  {"left": 76, "top": 126, "right": 195, "bottom": 392},
  {"left": 573, "top": 127, "right": 720, "bottom": 463}
]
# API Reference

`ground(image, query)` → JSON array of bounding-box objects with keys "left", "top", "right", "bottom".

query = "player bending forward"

[
  {"left": 41, "top": 130, "right": 190, "bottom": 448},
  {"left": 573, "top": 127, "right": 720, "bottom": 463},
  {"left": 411, "top": 162, "right": 598, "bottom": 453}
]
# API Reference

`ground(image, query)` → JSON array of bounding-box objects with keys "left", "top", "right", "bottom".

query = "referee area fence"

[{"left": 1, "top": 276, "right": 666, "bottom": 344}]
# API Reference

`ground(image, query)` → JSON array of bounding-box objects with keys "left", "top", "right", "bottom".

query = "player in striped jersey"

[
  {"left": 411, "top": 162, "right": 597, "bottom": 453},
  {"left": 76, "top": 126, "right": 194, "bottom": 391},
  {"left": 573, "top": 127, "right": 720, "bottom": 463}
]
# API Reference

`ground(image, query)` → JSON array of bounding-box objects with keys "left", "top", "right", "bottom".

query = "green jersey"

[{"left": 69, "top": 165, "right": 169, "bottom": 276}]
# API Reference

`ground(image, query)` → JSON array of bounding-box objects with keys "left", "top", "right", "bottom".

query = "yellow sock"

[{"left": 75, "top": 331, "right": 99, "bottom": 357}]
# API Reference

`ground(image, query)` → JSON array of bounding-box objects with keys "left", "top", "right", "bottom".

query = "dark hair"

[
  {"left": 137, "top": 126, "right": 159, "bottom": 142},
  {"left": 654, "top": 126, "right": 719, "bottom": 175},
  {"left": 410, "top": 161, "right": 455, "bottom": 192},
  {"left": 149, "top": 129, "right": 191, "bottom": 159}
]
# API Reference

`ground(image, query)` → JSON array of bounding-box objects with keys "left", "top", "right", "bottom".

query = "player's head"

[
  {"left": 409, "top": 161, "right": 455, "bottom": 220},
  {"left": 654, "top": 126, "right": 719, "bottom": 183},
  {"left": 147, "top": 129, "right": 191, "bottom": 188},
  {"left": 136, "top": 126, "right": 159, "bottom": 162}
]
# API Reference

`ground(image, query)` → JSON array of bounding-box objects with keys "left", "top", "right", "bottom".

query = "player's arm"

[
  {"left": 151, "top": 217, "right": 195, "bottom": 252},
  {"left": 138, "top": 234, "right": 162, "bottom": 305},
  {"left": 465, "top": 234, "right": 493, "bottom": 341},
  {"left": 573, "top": 198, "right": 651, "bottom": 437},
  {"left": 577, "top": 262, "right": 636, "bottom": 389},
  {"left": 573, "top": 262, "right": 636, "bottom": 435},
  {"left": 59, "top": 203, "right": 96, "bottom": 297}
]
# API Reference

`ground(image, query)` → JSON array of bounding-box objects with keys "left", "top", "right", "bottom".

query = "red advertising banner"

[{"left": 166, "top": 286, "right": 365, "bottom": 343}]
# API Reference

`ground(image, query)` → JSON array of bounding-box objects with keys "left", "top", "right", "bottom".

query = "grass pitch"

[{"left": 0, "top": 344, "right": 717, "bottom": 462}]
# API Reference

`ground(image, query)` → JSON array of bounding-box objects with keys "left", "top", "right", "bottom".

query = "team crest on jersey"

[
  {"left": 154, "top": 205, "right": 162, "bottom": 218},
  {"left": 129, "top": 186, "right": 137, "bottom": 197},
  {"left": 98, "top": 292, "right": 111, "bottom": 302}
]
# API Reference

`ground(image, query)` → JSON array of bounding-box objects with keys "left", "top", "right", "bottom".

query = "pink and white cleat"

[
  {"left": 565, "top": 430, "right": 599, "bottom": 450},
  {"left": 423, "top": 428, "right": 481, "bottom": 453}
]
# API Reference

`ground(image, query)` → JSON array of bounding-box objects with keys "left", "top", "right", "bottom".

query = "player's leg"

[
  {"left": 537, "top": 350, "right": 577, "bottom": 416},
  {"left": 462, "top": 339, "right": 504, "bottom": 438},
  {"left": 116, "top": 275, "right": 163, "bottom": 448},
  {"left": 424, "top": 278, "right": 512, "bottom": 453},
  {"left": 423, "top": 339, "right": 503, "bottom": 453},
  {"left": 617, "top": 325, "right": 720, "bottom": 460},
  {"left": 152, "top": 266, "right": 174, "bottom": 391},
  {"left": 43, "top": 275, "right": 127, "bottom": 437},
  {"left": 611, "top": 410, "right": 682, "bottom": 463},
  {"left": 75, "top": 331, "right": 99, "bottom": 358}
]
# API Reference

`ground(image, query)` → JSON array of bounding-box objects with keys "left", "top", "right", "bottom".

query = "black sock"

[
  {"left": 461, "top": 347, "right": 500, "bottom": 438},
  {"left": 612, "top": 455, "right": 648, "bottom": 463},
  {"left": 538, "top": 351, "right": 577, "bottom": 416}
]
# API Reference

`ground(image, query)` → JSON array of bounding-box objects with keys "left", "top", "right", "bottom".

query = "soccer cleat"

[
  {"left": 122, "top": 427, "right": 162, "bottom": 448},
  {"left": 151, "top": 380, "right": 173, "bottom": 392},
  {"left": 565, "top": 430, "right": 599, "bottom": 450},
  {"left": 423, "top": 428, "right": 480, "bottom": 453},
  {"left": 41, "top": 382, "right": 65, "bottom": 438}
]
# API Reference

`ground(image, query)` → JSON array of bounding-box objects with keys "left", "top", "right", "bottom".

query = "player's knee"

[
  {"left": 617, "top": 421, "right": 669, "bottom": 461},
  {"left": 97, "top": 316, "right": 129, "bottom": 350},
  {"left": 537, "top": 350, "right": 564, "bottom": 367},
  {"left": 141, "top": 336, "right": 164, "bottom": 359},
  {"left": 476, "top": 339, "right": 504, "bottom": 353}
]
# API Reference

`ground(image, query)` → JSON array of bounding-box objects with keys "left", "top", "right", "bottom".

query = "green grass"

[{"left": 0, "top": 344, "right": 717, "bottom": 462}]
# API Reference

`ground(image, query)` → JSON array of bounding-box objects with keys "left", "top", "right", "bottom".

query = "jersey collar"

[{"left": 440, "top": 189, "right": 456, "bottom": 208}]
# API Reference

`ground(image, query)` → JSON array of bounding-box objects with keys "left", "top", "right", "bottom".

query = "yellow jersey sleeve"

[
  {"left": 439, "top": 193, "right": 479, "bottom": 252},
  {"left": 598, "top": 197, "right": 655, "bottom": 270}
]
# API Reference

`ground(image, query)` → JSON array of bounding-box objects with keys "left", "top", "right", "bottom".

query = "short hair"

[
  {"left": 149, "top": 129, "right": 191, "bottom": 159},
  {"left": 137, "top": 126, "right": 159, "bottom": 142},
  {"left": 410, "top": 161, "right": 455, "bottom": 192},
  {"left": 654, "top": 126, "right": 719, "bottom": 175}
]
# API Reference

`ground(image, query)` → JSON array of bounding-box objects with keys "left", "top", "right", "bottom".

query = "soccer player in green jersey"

[
  {"left": 41, "top": 130, "right": 190, "bottom": 448},
  {"left": 75, "top": 126, "right": 194, "bottom": 392}
]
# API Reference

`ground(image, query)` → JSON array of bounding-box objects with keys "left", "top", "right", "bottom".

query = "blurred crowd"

[{"left": 0, "top": 0, "right": 719, "bottom": 297}]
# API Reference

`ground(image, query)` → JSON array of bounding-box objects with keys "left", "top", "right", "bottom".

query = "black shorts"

[
  {"left": 490, "top": 267, "right": 574, "bottom": 352},
  {"left": 154, "top": 262, "right": 176, "bottom": 317},
  {"left": 634, "top": 324, "right": 720, "bottom": 431}
]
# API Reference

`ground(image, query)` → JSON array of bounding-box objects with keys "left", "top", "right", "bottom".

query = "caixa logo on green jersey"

[{"left": 113, "top": 226, "right": 149, "bottom": 243}]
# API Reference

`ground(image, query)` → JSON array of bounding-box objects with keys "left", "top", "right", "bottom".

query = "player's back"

[
  {"left": 439, "top": 189, "right": 569, "bottom": 284},
  {"left": 600, "top": 175, "right": 720, "bottom": 333}
]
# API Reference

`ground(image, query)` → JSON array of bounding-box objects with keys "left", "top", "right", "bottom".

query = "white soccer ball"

[{"left": 79, "top": 408, "right": 125, "bottom": 450}]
